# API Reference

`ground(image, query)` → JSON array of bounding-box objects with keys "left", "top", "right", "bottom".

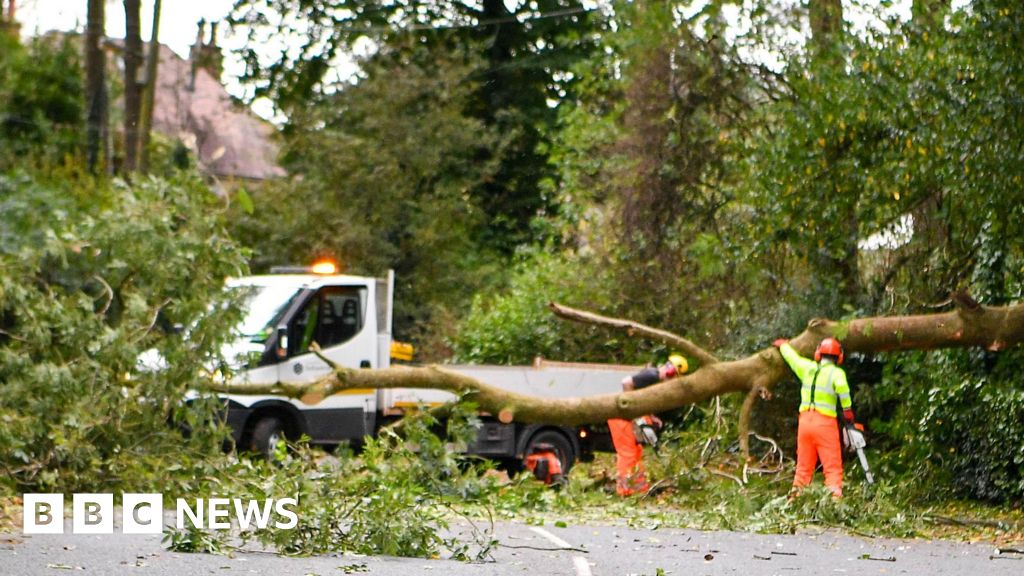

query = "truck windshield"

[{"left": 234, "top": 284, "right": 302, "bottom": 342}]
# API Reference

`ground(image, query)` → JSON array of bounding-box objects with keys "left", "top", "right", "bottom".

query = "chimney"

[
  {"left": 188, "top": 18, "right": 224, "bottom": 88},
  {"left": 203, "top": 20, "right": 224, "bottom": 78},
  {"left": 187, "top": 18, "right": 204, "bottom": 91}
]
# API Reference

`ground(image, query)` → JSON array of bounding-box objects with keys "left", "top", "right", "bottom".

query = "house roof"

[{"left": 152, "top": 44, "right": 285, "bottom": 181}]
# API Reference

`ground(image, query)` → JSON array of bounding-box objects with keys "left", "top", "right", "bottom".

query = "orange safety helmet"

[{"left": 814, "top": 337, "right": 844, "bottom": 364}]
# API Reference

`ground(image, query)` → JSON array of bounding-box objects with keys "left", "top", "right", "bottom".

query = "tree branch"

[
  {"left": 738, "top": 384, "right": 771, "bottom": 459},
  {"left": 547, "top": 301, "right": 720, "bottom": 367}
]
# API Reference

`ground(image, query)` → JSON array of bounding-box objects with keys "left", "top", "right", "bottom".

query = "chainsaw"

[{"left": 842, "top": 425, "right": 875, "bottom": 485}]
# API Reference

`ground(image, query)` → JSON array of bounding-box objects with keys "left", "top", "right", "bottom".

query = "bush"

[
  {"left": 867, "top": 349, "right": 1024, "bottom": 503},
  {"left": 452, "top": 250, "right": 656, "bottom": 365},
  {"left": 0, "top": 170, "right": 247, "bottom": 494},
  {"left": 163, "top": 402, "right": 500, "bottom": 559}
]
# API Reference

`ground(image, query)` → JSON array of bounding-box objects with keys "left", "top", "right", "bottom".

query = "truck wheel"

[
  {"left": 524, "top": 429, "right": 576, "bottom": 476},
  {"left": 250, "top": 416, "right": 285, "bottom": 459}
]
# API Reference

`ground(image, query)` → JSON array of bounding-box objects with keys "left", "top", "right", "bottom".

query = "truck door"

[{"left": 280, "top": 285, "right": 377, "bottom": 441}]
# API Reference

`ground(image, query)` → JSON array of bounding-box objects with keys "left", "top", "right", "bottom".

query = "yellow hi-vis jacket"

[{"left": 779, "top": 343, "right": 852, "bottom": 418}]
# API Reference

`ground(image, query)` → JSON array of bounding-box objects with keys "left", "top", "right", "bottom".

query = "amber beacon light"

[{"left": 310, "top": 260, "right": 338, "bottom": 275}]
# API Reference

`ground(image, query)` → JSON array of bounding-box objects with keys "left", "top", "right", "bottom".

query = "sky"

[{"left": 16, "top": 0, "right": 970, "bottom": 122}]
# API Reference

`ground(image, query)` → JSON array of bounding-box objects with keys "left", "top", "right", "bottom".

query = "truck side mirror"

[{"left": 276, "top": 326, "right": 289, "bottom": 359}]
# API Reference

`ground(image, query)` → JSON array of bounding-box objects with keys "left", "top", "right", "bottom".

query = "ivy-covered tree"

[
  {"left": 539, "top": 1, "right": 757, "bottom": 348},
  {"left": 122, "top": 0, "right": 143, "bottom": 173},
  {"left": 85, "top": 0, "right": 107, "bottom": 172}
]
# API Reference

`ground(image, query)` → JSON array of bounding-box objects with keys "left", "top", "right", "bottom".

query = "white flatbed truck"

[{"left": 219, "top": 267, "right": 636, "bottom": 473}]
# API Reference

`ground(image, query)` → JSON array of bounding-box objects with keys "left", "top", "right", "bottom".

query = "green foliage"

[
  {"left": 868, "top": 348, "right": 1024, "bottom": 502},
  {"left": 541, "top": 1, "right": 767, "bottom": 353},
  {"left": 228, "top": 46, "right": 502, "bottom": 357},
  {"left": 452, "top": 249, "right": 660, "bottom": 364},
  {"left": 0, "top": 170, "right": 247, "bottom": 494},
  {"left": 163, "top": 402, "right": 500, "bottom": 559},
  {"left": 0, "top": 34, "right": 84, "bottom": 168},
  {"left": 163, "top": 523, "right": 233, "bottom": 554},
  {"left": 231, "top": 0, "right": 604, "bottom": 250},
  {"left": 746, "top": 1, "right": 1024, "bottom": 313}
]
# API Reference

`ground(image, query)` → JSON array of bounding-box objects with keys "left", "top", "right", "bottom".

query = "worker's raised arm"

[{"left": 777, "top": 342, "right": 818, "bottom": 381}]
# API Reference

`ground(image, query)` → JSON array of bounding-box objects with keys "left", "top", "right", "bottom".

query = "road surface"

[{"left": 3, "top": 517, "right": 1021, "bottom": 575}]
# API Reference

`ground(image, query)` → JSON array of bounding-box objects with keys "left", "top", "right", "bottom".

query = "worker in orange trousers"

[
  {"left": 608, "top": 354, "right": 688, "bottom": 496},
  {"left": 773, "top": 337, "right": 856, "bottom": 498}
]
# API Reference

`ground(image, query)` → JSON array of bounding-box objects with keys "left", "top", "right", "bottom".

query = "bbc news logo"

[{"left": 23, "top": 494, "right": 299, "bottom": 534}]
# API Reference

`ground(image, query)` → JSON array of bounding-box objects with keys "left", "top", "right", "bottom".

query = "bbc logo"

[
  {"left": 23, "top": 494, "right": 163, "bottom": 535},
  {"left": 24, "top": 493, "right": 299, "bottom": 534}
]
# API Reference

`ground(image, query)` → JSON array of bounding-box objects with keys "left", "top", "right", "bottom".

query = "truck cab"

[{"left": 221, "top": 266, "right": 394, "bottom": 454}]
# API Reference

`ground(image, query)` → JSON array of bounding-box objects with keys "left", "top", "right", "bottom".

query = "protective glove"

[
  {"left": 772, "top": 338, "right": 789, "bottom": 347},
  {"left": 843, "top": 409, "right": 855, "bottom": 423}
]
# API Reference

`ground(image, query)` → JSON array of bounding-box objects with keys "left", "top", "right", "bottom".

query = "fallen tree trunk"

[{"left": 210, "top": 291, "right": 1024, "bottom": 428}]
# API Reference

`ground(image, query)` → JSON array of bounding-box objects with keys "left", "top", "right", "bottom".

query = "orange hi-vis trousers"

[
  {"left": 794, "top": 410, "right": 844, "bottom": 497},
  {"left": 608, "top": 418, "right": 648, "bottom": 496}
]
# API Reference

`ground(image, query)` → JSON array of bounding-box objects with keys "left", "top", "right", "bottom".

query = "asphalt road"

[{"left": 3, "top": 518, "right": 1022, "bottom": 575}]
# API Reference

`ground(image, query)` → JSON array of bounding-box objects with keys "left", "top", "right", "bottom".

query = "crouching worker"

[
  {"left": 608, "top": 354, "right": 688, "bottom": 496},
  {"left": 773, "top": 337, "right": 855, "bottom": 498}
]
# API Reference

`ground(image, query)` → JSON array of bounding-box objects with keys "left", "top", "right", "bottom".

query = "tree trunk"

[
  {"left": 809, "top": 0, "right": 843, "bottom": 53},
  {"left": 211, "top": 293, "right": 1024, "bottom": 427},
  {"left": 137, "top": 0, "right": 161, "bottom": 173},
  {"left": 85, "top": 0, "right": 107, "bottom": 173},
  {"left": 122, "top": 0, "right": 143, "bottom": 173}
]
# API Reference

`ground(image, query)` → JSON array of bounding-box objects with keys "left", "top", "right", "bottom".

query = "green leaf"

[{"left": 235, "top": 186, "right": 255, "bottom": 216}]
